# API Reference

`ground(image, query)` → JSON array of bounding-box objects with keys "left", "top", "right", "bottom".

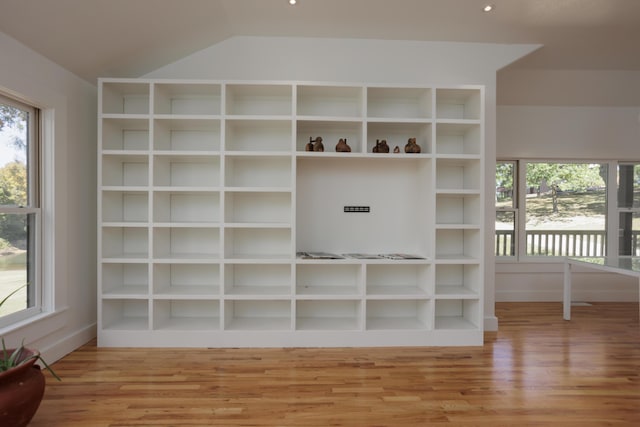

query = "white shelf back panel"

[
  {"left": 366, "top": 122, "right": 431, "bottom": 154},
  {"left": 153, "top": 156, "right": 220, "bottom": 187},
  {"left": 224, "top": 192, "right": 291, "bottom": 224},
  {"left": 366, "top": 264, "right": 430, "bottom": 295},
  {"left": 153, "top": 227, "right": 220, "bottom": 258},
  {"left": 297, "top": 85, "right": 363, "bottom": 117},
  {"left": 366, "top": 300, "right": 430, "bottom": 330},
  {"left": 296, "top": 264, "right": 361, "bottom": 295},
  {"left": 154, "top": 83, "right": 222, "bottom": 115},
  {"left": 436, "top": 159, "right": 481, "bottom": 191},
  {"left": 153, "top": 192, "right": 220, "bottom": 223},
  {"left": 102, "top": 191, "right": 148, "bottom": 223},
  {"left": 153, "top": 300, "right": 220, "bottom": 330},
  {"left": 154, "top": 119, "right": 221, "bottom": 151},
  {"left": 436, "top": 194, "right": 481, "bottom": 225},
  {"left": 102, "top": 118, "right": 149, "bottom": 150},
  {"left": 297, "top": 158, "right": 430, "bottom": 255},
  {"left": 102, "top": 263, "right": 149, "bottom": 294},
  {"left": 224, "top": 264, "right": 291, "bottom": 294},
  {"left": 224, "top": 300, "right": 291, "bottom": 330},
  {"left": 224, "top": 228, "right": 291, "bottom": 258},
  {"left": 296, "top": 120, "right": 363, "bottom": 153},
  {"left": 435, "top": 89, "right": 481, "bottom": 120},
  {"left": 435, "top": 123, "right": 481, "bottom": 155},
  {"left": 225, "top": 120, "right": 292, "bottom": 152},
  {"left": 296, "top": 300, "right": 361, "bottom": 330},
  {"left": 225, "top": 84, "right": 292, "bottom": 116},
  {"left": 153, "top": 264, "right": 220, "bottom": 294},
  {"left": 102, "top": 155, "right": 149, "bottom": 187},
  {"left": 102, "top": 299, "right": 149, "bottom": 330},
  {"left": 102, "top": 82, "right": 150, "bottom": 115},
  {"left": 435, "top": 264, "right": 480, "bottom": 296},
  {"left": 435, "top": 229, "right": 481, "bottom": 259},
  {"left": 225, "top": 156, "right": 292, "bottom": 188},
  {"left": 367, "top": 87, "right": 432, "bottom": 119},
  {"left": 102, "top": 227, "right": 149, "bottom": 258}
]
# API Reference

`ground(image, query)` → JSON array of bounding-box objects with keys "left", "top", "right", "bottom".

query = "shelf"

[
  {"left": 296, "top": 120, "right": 363, "bottom": 153},
  {"left": 296, "top": 264, "right": 361, "bottom": 296},
  {"left": 366, "top": 121, "right": 432, "bottom": 154},
  {"left": 224, "top": 155, "right": 292, "bottom": 188},
  {"left": 224, "top": 263, "right": 292, "bottom": 296},
  {"left": 102, "top": 154, "right": 149, "bottom": 187},
  {"left": 153, "top": 263, "right": 220, "bottom": 296},
  {"left": 98, "top": 80, "right": 483, "bottom": 347},
  {"left": 366, "top": 264, "right": 430, "bottom": 297},
  {"left": 435, "top": 264, "right": 481, "bottom": 298},
  {"left": 225, "top": 119, "right": 292, "bottom": 152},
  {"left": 153, "top": 299, "right": 220, "bottom": 330},
  {"left": 366, "top": 300, "right": 430, "bottom": 330},
  {"left": 435, "top": 193, "right": 481, "bottom": 226},
  {"left": 297, "top": 85, "right": 363, "bottom": 118},
  {"left": 224, "top": 191, "right": 291, "bottom": 224},
  {"left": 367, "top": 87, "right": 431, "bottom": 119},
  {"left": 102, "top": 263, "right": 149, "bottom": 296},
  {"left": 153, "top": 118, "right": 221, "bottom": 151},
  {"left": 153, "top": 227, "right": 220, "bottom": 260},
  {"left": 102, "top": 226, "right": 149, "bottom": 259},
  {"left": 435, "top": 122, "right": 481, "bottom": 156},
  {"left": 101, "top": 81, "right": 150, "bottom": 115},
  {"left": 435, "top": 158, "right": 481, "bottom": 192},
  {"left": 435, "top": 229, "right": 481, "bottom": 260},
  {"left": 153, "top": 154, "right": 220, "bottom": 187},
  {"left": 154, "top": 83, "right": 221, "bottom": 115},
  {"left": 226, "top": 84, "right": 292, "bottom": 116},
  {"left": 153, "top": 191, "right": 220, "bottom": 223},
  {"left": 224, "top": 227, "right": 291, "bottom": 260},
  {"left": 434, "top": 300, "right": 480, "bottom": 330},
  {"left": 102, "top": 299, "right": 149, "bottom": 330},
  {"left": 435, "top": 88, "right": 482, "bottom": 121},
  {"left": 101, "top": 117, "right": 149, "bottom": 151},
  {"left": 102, "top": 190, "right": 148, "bottom": 223},
  {"left": 224, "top": 300, "right": 291, "bottom": 330},
  {"left": 296, "top": 300, "right": 361, "bottom": 330}
]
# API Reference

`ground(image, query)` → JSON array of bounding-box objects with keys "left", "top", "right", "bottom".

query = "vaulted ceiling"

[{"left": 1, "top": 0, "right": 639, "bottom": 83}]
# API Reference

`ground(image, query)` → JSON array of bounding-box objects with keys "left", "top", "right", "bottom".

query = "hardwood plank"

[{"left": 30, "top": 302, "right": 640, "bottom": 426}]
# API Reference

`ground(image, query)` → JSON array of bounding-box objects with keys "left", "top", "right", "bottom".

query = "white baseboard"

[
  {"left": 484, "top": 315, "right": 498, "bottom": 331},
  {"left": 39, "top": 323, "right": 97, "bottom": 364}
]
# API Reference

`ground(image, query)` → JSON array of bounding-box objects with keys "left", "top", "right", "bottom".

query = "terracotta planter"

[{"left": 0, "top": 349, "right": 46, "bottom": 427}]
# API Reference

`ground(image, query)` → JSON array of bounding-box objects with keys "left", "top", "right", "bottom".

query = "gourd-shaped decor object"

[
  {"left": 372, "top": 139, "right": 390, "bottom": 153},
  {"left": 336, "top": 138, "right": 351, "bottom": 152},
  {"left": 404, "top": 137, "right": 421, "bottom": 153},
  {"left": 393, "top": 146, "right": 400, "bottom": 153},
  {"left": 311, "top": 136, "right": 324, "bottom": 152},
  {"left": 305, "top": 137, "right": 315, "bottom": 151}
]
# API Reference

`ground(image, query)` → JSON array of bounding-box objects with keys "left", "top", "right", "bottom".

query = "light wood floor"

[{"left": 31, "top": 302, "right": 639, "bottom": 426}]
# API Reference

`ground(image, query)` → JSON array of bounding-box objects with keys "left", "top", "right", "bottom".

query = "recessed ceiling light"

[
  {"left": 289, "top": 0, "right": 297, "bottom": 5},
  {"left": 483, "top": 4, "right": 494, "bottom": 12}
]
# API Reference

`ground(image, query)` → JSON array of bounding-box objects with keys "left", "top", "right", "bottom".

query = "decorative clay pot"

[{"left": 0, "top": 349, "right": 46, "bottom": 427}]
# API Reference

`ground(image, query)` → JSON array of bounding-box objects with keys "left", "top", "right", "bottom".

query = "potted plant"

[{"left": 0, "top": 285, "right": 60, "bottom": 427}]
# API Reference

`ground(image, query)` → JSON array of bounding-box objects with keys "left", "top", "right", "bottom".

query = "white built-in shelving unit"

[{"left": 98, "top": 79, "right": 484, "bottom": 347}]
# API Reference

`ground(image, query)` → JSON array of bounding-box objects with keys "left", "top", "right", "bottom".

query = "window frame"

[
  {"left": 0, "top": 93, "right": 43, "bottom": 327},
  {"left": 497, "top": 159, "right": 618, "bottom": 262}
]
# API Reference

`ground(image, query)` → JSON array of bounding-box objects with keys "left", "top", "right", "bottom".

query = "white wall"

[
  {"left": 0, "top": 31, "right": 97, "bottom": 362},
  {"left": 147, "top": 36, "right": 539, "bottom": 330},
  {"left": 496, "top": 77, "right": 640, "bottom": 302}
]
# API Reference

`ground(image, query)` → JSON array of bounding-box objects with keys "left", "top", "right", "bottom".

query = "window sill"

[{"left": 0, "top": 306, "right": 69, "bottom": 346}]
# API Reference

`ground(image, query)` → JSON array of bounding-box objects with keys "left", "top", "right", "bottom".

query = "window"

[
  {"left": 497, "top": 160, "right": 610, "bottom": 259},
  {"left": 0, "top": 94, "right": 41, "bottom": 325},
  {"left": 617, "top": 163, "right": 640, "bottom": 256},
  {"left": 495, "top": 161, "right": 516, "bottom": 257}
]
